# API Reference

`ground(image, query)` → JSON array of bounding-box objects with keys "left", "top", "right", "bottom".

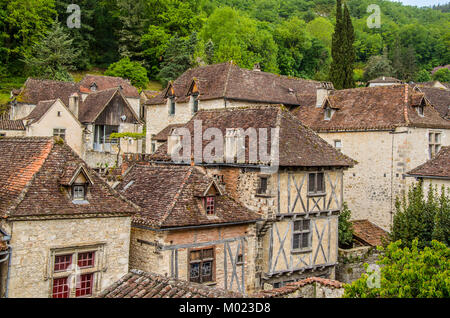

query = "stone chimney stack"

[
  {"left": 316, "top": 82, "right": 334, "bottom": 108},
  {"left": 68, "top": 93, "right": 79, "bottom": 118}
]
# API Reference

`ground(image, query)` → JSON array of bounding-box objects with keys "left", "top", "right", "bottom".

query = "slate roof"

[
  {"left": 115, "top": 164, "right": 261, "bottom": 228},
  {"left": 153, "top": 124, "right": 185, "bottom": 141},
  {"left": 152, "top": 106, "right": 355, "bottom": 168},
  {"left": 406, "top": 146, "right": 450, "bottom": 179},
  {"left": 0, "top": 137, "right": 139, "bottom": 219},
  {"left": 294, "top": 84, "right": 450, "bottom": 132},
  {"left": 79, "top": 75, "right": 139, "bottom": 98},
  {"left": 0, "top": 119, "right": 25, "bottom": 130},
  {"left": 414, "top": 86, "right": 450, "bottom": 119},
  {"left": 145, "top": 62, "right": 326, "bottom": 107},
  {"left": 254, "top": 277, "right": 343, "bottom": 298},
  {"left": 98, "top": 269, "right": 244, "bottom": 298},
  {"left": 351, "top": 220, "right": 389, "bottom": 246},
  {"left": 14, "top": 78, "right": 79, "bottom": 107}
]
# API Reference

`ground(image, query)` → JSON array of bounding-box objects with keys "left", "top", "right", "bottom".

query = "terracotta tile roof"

[
  {"left": 14, "top": 78, "right": 79, "bottom": 107},
  {"left": 414, "top": 86, "right": 450, "bottom": 119},
  {"left": 115, "top": 164, "right": 261, "bottom": 228},
  {"left": 152, "top": 105, "right": 355, "bottom": 168},
  {"left": 23, "top": 99, "right": 57, "bottom": 124},
  {"left": 0, "top": 137, "right": 139, "bottom": 219},
  {"left": 407, "top": 146, "right": 450, "bottom": 179},
  {"left": 145, "top": 62, "right": 325, "bottom": 107},
  {"left": 99, "top": 269, "right": 244, "bottom": 298},
  {"left": 153, "top": 124, "right": 185, "bottom": 141},
  {"left": 294, "top": 84, "right": 450, "bottom": 132},
  {"left": 367, "top": 76, "right": 403, "bottom": 84},
  {"left": 0, "top": 119, "right": 25, "bottom": 130},
  {"left": 351, "top": 219, "right": 389, "bottom": 246},
  {"left": 79, "top": 75, "right": 139, "bottom": 98},
  {"left": 254, "top": 277, "right": 343, "bottom": 298}
]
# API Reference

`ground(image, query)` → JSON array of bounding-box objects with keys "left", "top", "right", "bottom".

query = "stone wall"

[
  {"left": 6, "top": 216, "right": 131, "bottom": 298},
  {"left": 335, "top": 246, "right": 383, "bottom": 284}
]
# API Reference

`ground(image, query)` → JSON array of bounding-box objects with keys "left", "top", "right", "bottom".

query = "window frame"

[
  {"left": 188, "top": 247, "right": 216, "bottom": 284},
  {"left": 307, "top": 172, "right": 326, "bottom": 196},
  {"left": 428, "top": 131, "right": 441, "bottom": 159},
  {"left": 292, "top": 219, "right": 312, "bottom": 253},
  {"left": 53, "top": 128, "right": 66, "bottom": 141},
  {"left": 169, "top": 97, "right": 176, "bottom": 115},
  {"left": 72, "top": 184, "right": 86, "bottom": 201},
  {"left": 191, "top": 93, "right": 199, "bottom": 114},
  {"left": 203, "top": 196, "right": 215, "bottom": 215}
]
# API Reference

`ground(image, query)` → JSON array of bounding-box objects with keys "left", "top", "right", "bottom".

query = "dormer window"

[
  {"left": 417, "top": 105, "right": 424, "bottom": 117},
  {"left": 204, "top": 196, "right": 215, "bottom": 215},
  {"left": 192, "top": 93, "right": 199, "bottom": 114},
  {"left": 90, "top": 83, "right": 97, "bottom": 92},
  {"left": 72, "top": 184, "right": 85, "bottom": 200},
  {"left": 324, "top": 107, "right": 333, "bottom": 120},
  {"left": 169, "top": 97, "right": 175, "bottom": 115}
]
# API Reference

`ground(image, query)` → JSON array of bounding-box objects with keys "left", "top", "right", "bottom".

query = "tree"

[
  {"left": 23, "top": 22, "right": 78, "bottom": 81},
  {"left": 432, "top": 68, "right": 450, "bottom": 82},
  {"left": 158, "top": 32, "right": 198, "bottom": 87},
  {"left": 415, "top": 69, "right": 432, "bottom": 82},
  {"left": 105, "top": 57, "right": 149, "bottom": 89},
  {"left": 342, "top": 3, "right": 355, "bottom": 88},
  {"left": 306, "top": 17, "right": 334, "bottom": 49},
  {"left": 141, "top": 25, "right": 171, "bottom": 78},
  {"left": 363, "top": 54, "right": 394, "bottom": 82},
  {"left": 204, "top": 39, "right": 215, "bottom": 64},
  {"left": 432, "top": 187, "right": 450, "bottom": 246},
  {"left": 391, "top": 183, "right": 449, "bottom": 249},
  {"left": 339, "top": 202, "right": 354, "bottom": 249},
  {"left": 343, "top": 239, "right": 449, "bottom": 298}
]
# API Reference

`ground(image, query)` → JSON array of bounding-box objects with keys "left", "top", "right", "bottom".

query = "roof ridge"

[
  {"left": 222, "top": 61, "right": 234, "bottom": 98},
  {"left": 158, "top": 167, "right": 194, "bottom": 227}
]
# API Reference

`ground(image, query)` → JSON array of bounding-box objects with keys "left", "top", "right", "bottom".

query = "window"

[
  {"left": 192, "top": 94, "right": 199, "bottom": 114},
  {"left": 93, "top": 125, "right": 119, "bottom": 151},
  {"left": 204, "top": 196, "right": 215, "bottom": 215},
  {"left": 151, "top": 141, "right": 156, "bottom": 154},
  {"left": 292, "top": 219, "right": 311, "bottom": 251},
  {"left": 308, "top": 172, "right": 325, "bottom": 195},
  {"left": 57, "top": 111, "right": 62, "bottom": 117},
  {"left": 51, "top": 250, "right": 97, "bottom": 298},
  {"left": 0, "top": 133, "right": 5, "bottom": 137},
  {"left": 72, "top": 185, "right": 85, "bottom": 200},
  {"left": 169, "top": 98, "right": 175, "bottom": 115},
  {"left": 189, "top": 248, "right": 214, "bottom": 283},
  {"left": 324, "top": 108, "right": 333, "bottom": 120},
  {"left": 257, "top": 176, "right": 269, "bottom": 195},
  {"left": 417, "top": 106, "right": 424, "bottom": 117},
  {"left": 334, "top": 140, "right": 342, "bottom": 151},
  {"left": 53, "top": 128, "right": 66, "bottom": 141},
  {"left": 429, "top": 132, "right": 441, "bottom": 158}
]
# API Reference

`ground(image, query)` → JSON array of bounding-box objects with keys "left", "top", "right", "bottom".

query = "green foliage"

[
  {"left": 391, "top": 183, "right": 450, "bottom": 249},
  {"left": 339, "top": 202, "right": 354, "bottom": 248},
  {"left": 343, "top": 239, "right": 450, "bottom": 298},
  {"left": 105, "top": 57, "right": 149, "bottom": 89},
  {"left": 363, "top": 53, "right": 394, "bottom": 82},
  {"left": 432, "top": 68, "right": 450, "bottom": 82},
  {"left": 23, "top": 22, "right": 78, "bottom": 81},
  {"left": 415, "top": 69, "right": 432, "bottom": 83}
]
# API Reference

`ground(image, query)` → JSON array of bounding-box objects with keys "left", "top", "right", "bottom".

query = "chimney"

[
  {"left": 68, "top": 93, "right": 79, "bottom": 118},
  {"left": 316, "top": 82, "right": 333, "bottom": 108},
  {"left": 253, "top": 63, "right": 261, "bottom": 72}
]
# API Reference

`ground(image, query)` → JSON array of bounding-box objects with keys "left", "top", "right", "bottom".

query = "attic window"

[
  {"left": 169, "top": 98, "right": 176, "bottom": 115},
  {"left": 204, "top": 196, "right": 215, "bottom": 215},
  {"left": 72, "top": 185, "right": 86, "bottom": 200},
  {"left": 90, "top": 83, "right": 97, "bottom": 92},
  {"left": 192, "top": 93, "right": 199, "bottom": 114},
  {"left": 324, "top": 107, "right": 333, "bottom": 121},
  {"left": 417, "top": 105, "right": 424, "bottom": 117}
]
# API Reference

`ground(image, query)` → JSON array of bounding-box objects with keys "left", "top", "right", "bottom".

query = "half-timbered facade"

[
  {"left": 115, "top": 164, "right": 261, "bottom": 294},
  {"left": 134, "top": 105, "right": 354, "bottom": 289}
]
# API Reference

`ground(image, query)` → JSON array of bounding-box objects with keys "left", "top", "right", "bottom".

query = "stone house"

[
  {"left": 144, "top": 61, "right": 333, "bottom": 153},
  {"left": 412, "top": 83, "right": 450, "bottom": 119},
  {"left": 294, "top": 84, "right": 450, "bottom": 231},
  {"left": 7, "top": 78, "right": 144, "bottom": 169},
  {"left": 406, "top": 146, "right": 450, "bottom": 196},
  {"left": 0, "top": 137, "right": 139, "bottom": 298},
  {"left": 139, "top": 105, "right": 355, "bottom": 290},
  {"left": 0, "top": 119, "right": 26, "bottom": 137},
  {"left": 114, "top": 164, "right": 261, "bottom": 295}
]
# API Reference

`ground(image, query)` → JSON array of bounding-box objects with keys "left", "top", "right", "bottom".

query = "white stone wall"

[
  {"left": 0, "top": 129, "right": 26, "bottom": 137},
  {"left": 6, "top": 216, "right": 131, "bottom": 298},
  {"left": 10, "top": 103, "right": 35, "bottom": 120}
]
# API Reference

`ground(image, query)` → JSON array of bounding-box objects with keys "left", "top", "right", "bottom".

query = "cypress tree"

[
  {"left": 342, "top": 3, "right": 355, "bottom": 88},
  {"left": 330, "top": 0, "right": 344, "bottom": 89}
]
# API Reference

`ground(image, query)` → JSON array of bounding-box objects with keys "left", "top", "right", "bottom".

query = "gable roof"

[
  {"left": 145, "top": 62, "right": 328, "bottom": 107},
  {"left": 79, "top": 75, "right": 139, "bottom": 98},
  {"left": 0, "top": 119, "right": 25, "bottom": 131},
  {"left": 0, "top": 137, "right": 138, "bottom": 219},
  {"left": 414, "top": 86, "right": 450, "bottom": 119},
  {"left": 406, "top": 146, "right": 450, "bottom": 179},
  {"left": 152, "top": 106, "right": 355, "bottom": 168},
  {"left": 14, "top": 78, "right": 79, "bottom": 107},
  {"left": 294, "top": 84, "right": 450, "bottom": 132},
  {"left": 115, "top": 164, "right": 261, "bottom": 229},
  {"left": 23, "top": 100, "right": 56, "bottom": 124},
  {"left": 351, "top": 219, "right": 389, "bottom": 246},
  {"left": 98, "top": 269, "right": 244, "bottom": 298},
  {"left": 78, "top": 88, "right": 140, "bottom": 123}
]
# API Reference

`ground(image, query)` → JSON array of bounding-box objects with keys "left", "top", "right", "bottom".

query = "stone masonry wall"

[{"left": 335, "top": 246, "right": 383, "bottom": 284}]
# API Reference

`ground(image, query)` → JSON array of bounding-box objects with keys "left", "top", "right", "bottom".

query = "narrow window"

[
  {"left": 428, "top": 132, "right": 441, "bottom": 158},
  {"left": 324, "top": 108, "right": 333, "bottom": 120},
  {"left": 53, "top": 128, "right": 66, "bottom": 141},
  {"left": 417, "top": 106, "right": 424, "bottom": 117},
  {"left": 308, "top": 172, "right": 325, "bottom": 195},
  {"left": 204, "top": 196, "right": 215, "bottom": 215},
  {"left": 192, "top": 94, "right": 199, "bottom": 113},
  {"left": 72, "top": 185, "right": 85, "bottom": 200},
  {"left": 57, "top": 111, "right": 62, "bottom": 117},
  {"left": 189, "top": 248, "right": 214, "bottom": 283},
  {"left": 257, "top": 176, "right": 268, "bottom": 195},
  {"left": 151, "top": 141, "right": 156, "bottom": 154},
  {"left": 292, "top": 219, "right": 311, "bottom": 251},
  {"left": 169, "top": 98, "right": 176, "bottom": 115}
]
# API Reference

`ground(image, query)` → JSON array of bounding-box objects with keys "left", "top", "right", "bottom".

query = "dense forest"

[{"left": 0, "top": 0, "right": 449, "bottom": 94}]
